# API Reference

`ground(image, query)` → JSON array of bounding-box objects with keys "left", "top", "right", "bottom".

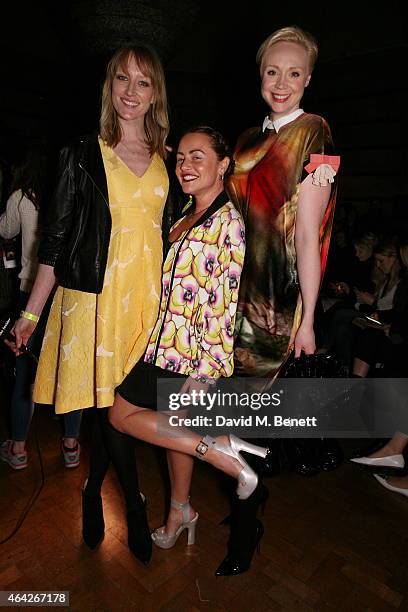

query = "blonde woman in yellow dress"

[{"left": 11, "top": 45, "right": 178, "bottom": 565}]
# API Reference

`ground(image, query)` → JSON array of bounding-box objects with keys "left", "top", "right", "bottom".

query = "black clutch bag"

[{"left": 278, "top": 351, "right": 348, "bottom": 378}]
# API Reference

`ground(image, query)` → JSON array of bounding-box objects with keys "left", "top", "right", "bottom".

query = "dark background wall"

[{"left": 0, "top": 0, "right": 407, "bottom": 208}]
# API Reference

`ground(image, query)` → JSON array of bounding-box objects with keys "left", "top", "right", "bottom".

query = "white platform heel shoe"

[
  {"left": 195, "top": 435, "right": 269, "bottom": 500},
  {"left": 151, "top": 498, "right": 199, "bottom": 549}
]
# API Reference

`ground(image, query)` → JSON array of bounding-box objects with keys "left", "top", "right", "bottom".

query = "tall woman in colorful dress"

[
  {"left": 223, "top": 26, "right": 340, "bottom": 569},
  {"left": 11, "top": 45, "right": 177, "bottom": 564},
  {"left": 229, "top": 26, "right": 339, "bottom": 376}
]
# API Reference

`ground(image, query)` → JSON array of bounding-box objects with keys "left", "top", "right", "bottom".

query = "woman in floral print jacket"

[
  {"left": 109, "top": 127, "right": 268, "bottom": 570},
  {"left": 144, "top": 187, "right": 245, "bottom": 380}
]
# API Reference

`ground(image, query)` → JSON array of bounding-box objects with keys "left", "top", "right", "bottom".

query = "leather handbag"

[
  {"left": 278, "top": 351, "right": 349, "bottom": 379},
  {"left": 272, "top": 351, "right": 346, "bottom": 475}
]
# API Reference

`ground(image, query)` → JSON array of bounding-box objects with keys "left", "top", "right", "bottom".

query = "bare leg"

[
  {"left": 164, "top": 450, "right": 196, "bottom": 535},
  {"left": 109, "top": 394, "right": 242, "bottom": 479},
  {"left": 353, "top": 357, "right": 370, "bottom": 377},
  {"left": 368, "top": 432, "right": 408, "bottom": 458}
]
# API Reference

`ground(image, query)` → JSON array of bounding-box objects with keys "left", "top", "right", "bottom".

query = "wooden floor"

[{"left": 1, "top": 405, "right": 408, "bottom": 611}]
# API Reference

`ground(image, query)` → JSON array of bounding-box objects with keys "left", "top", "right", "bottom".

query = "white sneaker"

[
  {"left": 61, "top": 439, "right": 80, "bottom": 468},
  {"left": 0, "top": 440, "right": 28, "bottom": 470}
]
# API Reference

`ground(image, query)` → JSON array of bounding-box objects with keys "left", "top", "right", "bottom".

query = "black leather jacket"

[{"left": 38, "top": 133, "right": 180, "bottom": 293}]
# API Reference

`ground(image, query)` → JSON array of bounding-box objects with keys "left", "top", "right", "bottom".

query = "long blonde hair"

[{"left": 100, "top": 45, "right": 169, "bottom": 158}]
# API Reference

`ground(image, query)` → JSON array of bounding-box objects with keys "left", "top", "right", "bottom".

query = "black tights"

[{"left": 85, "top": 408, "right": 142, "bottom": 512}]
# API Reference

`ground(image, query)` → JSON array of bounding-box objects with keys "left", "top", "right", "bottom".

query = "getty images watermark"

[
  {"left": 167, "top": 388, "right": 317, "bottom": 429},
  {"left": 156, "top": 377, "right": 408, "bottom": 438}
]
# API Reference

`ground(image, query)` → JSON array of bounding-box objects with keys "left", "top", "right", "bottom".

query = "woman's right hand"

[{"left": 7, "top": 318, "right": 37, "bottom": 355}]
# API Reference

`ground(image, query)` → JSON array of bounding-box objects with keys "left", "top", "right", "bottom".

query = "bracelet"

[
  {"left": 20, "top": 310, "right": 40, "bottom": 323},
  {"left": 195, "top": 375, "right": 217, "bottom": 386}
]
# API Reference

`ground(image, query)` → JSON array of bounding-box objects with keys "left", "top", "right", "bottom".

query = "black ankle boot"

[
  {"left": 219, "top": 482, "right": 269, "bottom": 525},
  {"left": 215, "top": 519, "right": 264, "bottom": 576},
  {"left": 215, "top": 483, "right": 268, "bottom": 576},
  {"left": 127, "top": 507, "right": 152, "bottom": 565},
  {"left": 82, "top": 490, "right": 104, "bottom": 549}
]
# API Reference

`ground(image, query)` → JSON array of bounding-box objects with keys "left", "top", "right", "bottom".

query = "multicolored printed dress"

[{"left": 228, "top": 112, "right": 337, "bottom": 377}]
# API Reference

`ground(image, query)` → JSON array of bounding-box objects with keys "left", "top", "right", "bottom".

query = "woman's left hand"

[{"left": 293, "top": 321, "right": 316, "bottom": 358}]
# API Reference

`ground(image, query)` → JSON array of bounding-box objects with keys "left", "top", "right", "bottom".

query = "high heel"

[
  {"left": 82, "top": 479, "right": 146, "bottom": 552},
  {"left": 219, "top": 483, "right": 269, "bottom": 525},
  {"left": 216, "top": 483, "right": 268, "bottom": 576},
  {"left": 196, "top": 435, "right": 268, "bottom": 500},
  {"left": 215, "top": 519, "right": 264, "bottom": 576},
  {"left": 82, "top": 479, "right": 104, "bottom": 549},
  {"left": 127, "top": 505, "right": 152, "bottom": 565},
  {"left": 151, "top": 498, "right": 199, "bottom": 549}
]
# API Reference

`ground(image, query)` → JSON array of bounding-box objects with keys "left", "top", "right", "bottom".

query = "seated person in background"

[
  {"left": 350, "top": 243, "right": 408, "bottom": 495},
  {"left": 319, "top": 232, "right": 383, "bottom": 366},
  {"left": 352, "top": 240, "right": 408, "bottom": 378},
  {"left": 327, "top": 231, "right": 380, "bottom": 306}
]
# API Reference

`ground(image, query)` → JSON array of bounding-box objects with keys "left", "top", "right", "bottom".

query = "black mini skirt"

[{"left": 116, "top": 357, "right": 187, "bottom": 409}]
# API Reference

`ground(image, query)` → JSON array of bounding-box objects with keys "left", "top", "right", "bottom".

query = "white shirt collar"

[{"left": 262, "top": 108, "right": 304, "bottom": 133}]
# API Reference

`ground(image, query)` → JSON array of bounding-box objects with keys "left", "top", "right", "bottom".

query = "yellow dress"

[{"left": 33, "top": 139, "right": 168, "bottom": 413}]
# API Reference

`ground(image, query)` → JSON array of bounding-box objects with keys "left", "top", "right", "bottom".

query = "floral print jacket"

[{"left": 145, "top": 191, "right": 246, "bottom": 381}]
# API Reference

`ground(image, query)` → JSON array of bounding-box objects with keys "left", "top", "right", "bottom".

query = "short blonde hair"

[
  {"left": 256, "top": 26, "right": 318, "bottom": 73},
  {"left": 100, "top": 45, "right": 169, "bottom": 158}
]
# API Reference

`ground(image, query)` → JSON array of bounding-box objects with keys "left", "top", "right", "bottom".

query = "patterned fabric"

[
  {"left": 33, "top": 139, "right": 168, "bottom": 413},
  {"left": 145, "top": 198, "right": 245, "bottom": 381},
  {"left": 228, "top": 113, "right": 337, "bottom": 376}
]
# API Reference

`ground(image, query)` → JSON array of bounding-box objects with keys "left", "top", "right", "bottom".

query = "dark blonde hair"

[
  {"left": 256, "top": 26, "right": 318, "bottom": 73},
  {"left": 100, "top": 45, "right": 169, "bottom": 158}
]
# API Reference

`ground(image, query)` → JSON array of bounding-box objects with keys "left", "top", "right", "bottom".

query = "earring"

[
  {"left": 182, "top": 195, "right": 193, "bottom": 213},
  {"left": 219, "top": 173, "right": 224, "bottom": 181}
]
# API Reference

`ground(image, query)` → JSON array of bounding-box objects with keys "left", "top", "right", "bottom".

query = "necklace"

[{"left": 186, "top": 203, "right": 213, "bottom": 218}]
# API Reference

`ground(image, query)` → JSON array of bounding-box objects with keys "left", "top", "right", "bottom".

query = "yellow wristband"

[{"left": 20, "top": 310, "right": 40, "bottom": 323}]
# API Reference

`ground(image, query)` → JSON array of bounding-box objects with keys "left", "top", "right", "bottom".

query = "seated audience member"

[
  {"left": 351, "top": 241, "right": 408, "bottom": 378},
  {"left": 352, "top": 432, "right": 408, "bottom": 498},
  {"left": 331, "top": 232, "right": 380, "bottom": 301},
  {"left": 349, "top": 244, "right": 408, "bottom": 497},
  {"left": 320, "top": 232, "right": 383, "bottom": 366}
]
